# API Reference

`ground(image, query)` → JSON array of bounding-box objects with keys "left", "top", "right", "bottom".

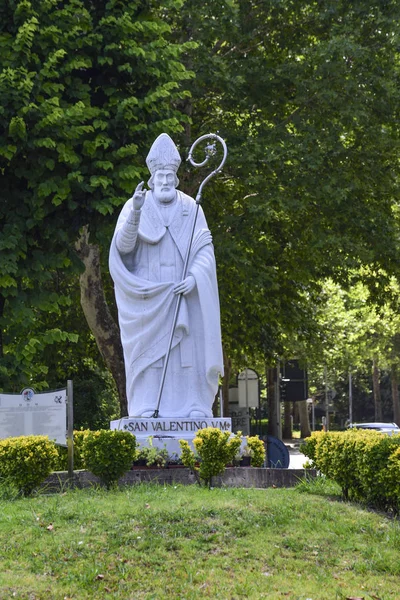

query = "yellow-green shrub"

[
  {"left": 245, "top": 435, "right": 266, "bottom": 467},
  {"left": 383, "top": 447, "right": 400, "bottom": 510},
  {"left": 301, "top": 429, "right": 400, "bottom": 507},
  {"left": 179, "top": 440, "right": 197, "bottom": 475},
  {"left": 302, "top": 431, "right": 340, "bottom": 480},
  {"left": 180, "top": 428, "right": 242, "bottom": 487},
  {"left": 300, "top": 430, "right": 326, "bottom": 465},
  {"left": 316, "top": 431, "right": 371, "bottom": 499},
  {"left": 0, "top": 435, "right": 58, "bottom": 496},
  {"left": 53, "top": 429, "right": 90, "bottom": 471},
  {"left": 302, "top": 430, "right": 367, "bottom": 496},
  {"left": 356, "top": 432, "right": 400, "bottom": 507},
  {"left": 82, "top": 429, "right": 136, "bottom": 488}
]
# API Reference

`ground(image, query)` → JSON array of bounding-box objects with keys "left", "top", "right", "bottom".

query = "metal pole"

[
  {"left": 324, "top": 366, "right": 329, "bottom": 431},
  {"left": 67, "top": 380, "right": 74, "bottom": 480},
  {"left": 245, "top": 366, "right": 250, "bottom": 434},
  {"left": 349, "top": 369, "right": 353, "bottom": 424},
  {"left": 276, "top": 360, "right": 282, "bottom": 440},
  {"left": 312, "top": 400, "right": 315, "bottom": 431},
  {"left": 245, "top": 367, "right": 249, "bottom": 411},
  {"left": 257, "top": 376, "right": 261, "bottom": 436}
]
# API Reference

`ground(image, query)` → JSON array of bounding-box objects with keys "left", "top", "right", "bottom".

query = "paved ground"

[{"left": 284, "top": 440, "right": 307, "bottom": 469}]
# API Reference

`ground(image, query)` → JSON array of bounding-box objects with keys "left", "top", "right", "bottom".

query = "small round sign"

[{"left": 21, "top": 388, "right": 35, "bottom": 402}]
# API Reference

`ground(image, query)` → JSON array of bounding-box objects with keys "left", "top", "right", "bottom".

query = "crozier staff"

[{"left": 109, "top": 133, "right": 224, "bottom": 418}]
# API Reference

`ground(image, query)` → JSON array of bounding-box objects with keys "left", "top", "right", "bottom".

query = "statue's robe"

[{"left": 109, "top": 190, "right": 223, "bottom": 417}]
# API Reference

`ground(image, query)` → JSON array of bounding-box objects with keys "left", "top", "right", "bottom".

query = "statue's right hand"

[{"left": 132, "top": 181, "right": 146, "bottom": 210}]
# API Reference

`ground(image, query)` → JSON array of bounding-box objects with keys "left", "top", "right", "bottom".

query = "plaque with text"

[{"left": 0, "top": 389, "right": 67, "bottom": 444}]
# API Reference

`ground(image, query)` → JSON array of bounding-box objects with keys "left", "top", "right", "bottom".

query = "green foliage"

[
  {"left": 384, "top": 447, "right": 400, "bottom": 508},
  {"left": 72, "top": 365, "right": 120, "bottom": 430},
  {"left": 301, "top": 430, "right": 400, "bottom": 510},
  {"left": 300, "top": 431, "right": 325, "bottom": 465},
  {"left": 179, "top": 439, "right": 197, "bottom": 473},
  {"left": 173, "top": 0, "right": 400, "bottom": 363},
  {"left": 180, "top": 427, "right": 243, "bottom": 487},
  {"left": 302, "top": 431, "right": 369, "bottom": 499},
  {"left": 0, "top": 0, "right": 192, "bottom": 389},
  {"left": 244, "top": 435, "right": 266, "bottom": 467},
  {"left": 2, "top": 0, "right": 400, "bottom": 410},
  {"left": 356, "top": 431, "right": 400, "bottom": 507},
  {"left": 136, "top": 437, "right": 169, "bottom": 467},
  {"left": 300, "top": 278, "right": 400, "bottom": 422},
  {"left": 2, "top": 486, "right": 400, "bottom": 598},
  {"left": 53, "top": 429, "right": 89, "bottom": 471},
  {"left": 82, "top": 429, "right": 136, "bottom": 488},
  {"left": 295, "top": 474, "right": 342, "bottom": 498},
  {"left": 0, "top": 476, "right": 20, "bottom": 501},
  {"left": 53, "top": 446, "right": 67, "bottom": 472},
  {"left": 0, "top": 435, "right": 58, "bottom": 496}
]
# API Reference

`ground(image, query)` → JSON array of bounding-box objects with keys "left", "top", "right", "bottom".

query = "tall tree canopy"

[
  {"left": 1, "top": 0, "right": 400, "bottom": 420},
  {"left": 0, "top": 0, "right": 193, "bottom": 397},
  {"left": 174, "top": 0, "right": 400, "bottom": 365}
]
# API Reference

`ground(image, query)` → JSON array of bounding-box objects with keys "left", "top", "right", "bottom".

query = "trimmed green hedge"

[
  {"left": 180, "top": 427, "right": 243, "bottom": 487},
  {"left": 82, "top": 429, "right": 137, "bottom": 488},
  {"left": 301, "top": 430, "right": 400, "bottom": 511},
  {"left": 0, "top": 435, "right": 58, "bottom": 496},
  {"left": 0, "top": 430, "right": 137, "bottom": 493}
]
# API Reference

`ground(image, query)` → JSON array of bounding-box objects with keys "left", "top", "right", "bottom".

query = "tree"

[
  {"left": 174, "top": 0, "right": 400, "bottom": 364},
  {"left": 0, "top": 0, "right": 193, "bottom": 408},
  {"left": 301, "top": 277, "right": 400, "bottom": 426},
  {"left": 2, "top": 0, "right": 400, "bottom": 422}
]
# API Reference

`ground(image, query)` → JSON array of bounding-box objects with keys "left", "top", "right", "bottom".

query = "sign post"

[
  {"left": 324, "top": 366, "right": 330, "bottom": 431},
  {"left": 67, "top": 380, "right": 74, "bottom": 479},
  {"left": 238, "top": 368, "right": 259, "bottom": 436},
  {"left": 276, "top": 361, "right": 282, "bottom": 440},
  {"left": 349, "top": 369, "right": 353, "bottom": 424}
]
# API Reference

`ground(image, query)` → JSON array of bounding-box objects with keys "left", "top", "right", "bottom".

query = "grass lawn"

[{"left": 0, "top": 480, "right": 399, "bottom": 599}]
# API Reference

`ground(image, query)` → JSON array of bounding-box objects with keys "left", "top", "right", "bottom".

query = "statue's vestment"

[{"left": 109, "top": 190, "right": 223, "bottom": 417}]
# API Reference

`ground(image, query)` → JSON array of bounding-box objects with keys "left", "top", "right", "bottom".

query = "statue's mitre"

[{"left": 146, "top": 133, "right": 181, "bottom": 174}]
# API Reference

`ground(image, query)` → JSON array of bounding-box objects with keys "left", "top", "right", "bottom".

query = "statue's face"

[{"left": 153, "top": 169, "right": 177, "bottom": 203}]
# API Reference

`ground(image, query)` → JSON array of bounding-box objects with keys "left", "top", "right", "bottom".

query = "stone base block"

[
  {"left": 110, "top": 417, "right": 234, "bottom": 459},
  {"left": 43, "top": 467, "right": 317, "bottom": 493},
  {"left": 110, "top": 416, "right": 232, "bottom": 437}
]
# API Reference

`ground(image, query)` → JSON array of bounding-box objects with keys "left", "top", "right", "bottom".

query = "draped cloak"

[{"left": 109, "top": 190, "right": 224, "bottom": 418}]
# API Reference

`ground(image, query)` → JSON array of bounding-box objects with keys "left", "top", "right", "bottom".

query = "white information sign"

[
  {"left": 0, "top": 388, "right": 67, "bottom": 445},
  {"left": 238, "top": 368, "right": 259, "bottom": 408}
]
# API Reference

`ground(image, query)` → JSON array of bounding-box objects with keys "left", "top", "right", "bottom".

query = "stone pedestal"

[{"left": 110, "top": 417, "right": 232, "bottom": 459}]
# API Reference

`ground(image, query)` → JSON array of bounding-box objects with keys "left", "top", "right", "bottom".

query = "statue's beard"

[{"left": 153, "top": 189, "right": 176, "bottom": 204}]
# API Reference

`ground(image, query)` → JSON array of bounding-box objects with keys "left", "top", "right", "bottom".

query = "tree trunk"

[
  {"left": 75, "top": 226, "right": 127, "bottom": 417},
  {"left": 372, "top": 358, "right": 382, "bottom": 422},
  {"left": 222, "top": 347, "right": 231, "bottom": 417},
  {"left": 282, "top": 401, "right": 292, "bottom": 439},
  {"left": 391, "top": 363, "right": 400, "bottom": 426},
  {"left": 298, "top": 400, "right": 311, "bottom": 438},
  {"left": 267, "top": 364, "right": 280, "bottom": 437}
]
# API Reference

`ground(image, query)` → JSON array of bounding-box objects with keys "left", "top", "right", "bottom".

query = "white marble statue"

[{"left": 109, "top": 133, "right": 224, "bottom": 418}]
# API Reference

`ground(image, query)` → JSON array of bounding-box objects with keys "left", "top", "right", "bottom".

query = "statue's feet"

[{"left": 189, "top": 410, "right": 207, "bottom": 418}]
